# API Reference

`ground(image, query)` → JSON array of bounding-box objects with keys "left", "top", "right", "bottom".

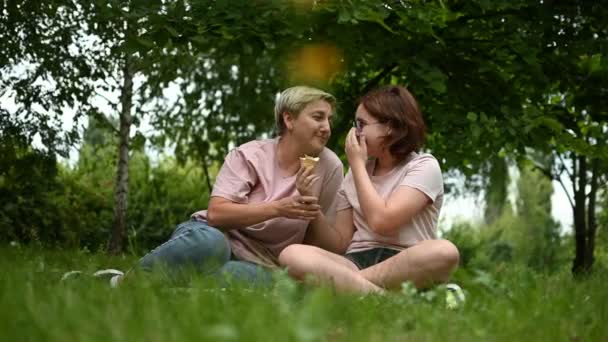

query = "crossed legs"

[
  {"left": 278, "top": 239, "right": 460, "bottom": 293},
  {"left": 279, "top": 244, "right": 383, "bottom": 294}
]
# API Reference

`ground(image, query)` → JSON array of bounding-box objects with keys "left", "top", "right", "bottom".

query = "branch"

[
  {"left": 95, "top": 91, "right": 119, "bottom": 109},
  {"left": 571, "top": 152, "right": 578, "bottom": 194},
  {"left": 532, "top": 163, "right": 575, "bottom": 210},
  {"left": 557, "top": 176, "right": 576, "bottom": 211},
  {"left": 455, "top": 7, "right": 535, "bottom": 24},
  {"left": 360, "top": 63, "right": 399, "bottom": 95},
  {"left": 93, "top": 111, "right": 119, "bottom": 134},
  {"left": 444, "top": 38, "right": 493, "bottom": 43},
  {"left": 557, "top": 153, "right": 574, "bottom": 181},
  {"left": 600, "top": 174, "right": 608, "bottom": 190},
  {"left": 587, "top": 160, "right": 604, "bottom": 198},
  {"left": 532, "top": 163, "right": 553, "bottom": 180}
]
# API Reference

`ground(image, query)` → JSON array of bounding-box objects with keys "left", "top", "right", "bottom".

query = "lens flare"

[{"left": 287, "top": 44, "right": 343, "bottom": 84}]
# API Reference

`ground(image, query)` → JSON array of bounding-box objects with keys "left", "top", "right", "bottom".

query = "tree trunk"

[
  {"left": 585, "top": 158, "right": 599, "bottom": 270},
  {"left": 107, "top": 58, "right": 133, "bottom": 254},
  {"left": 201, "top": 153, "right": 213, "bottom": 195},
  {"left": 484, "top": 157, "right": 508, "bottom": 224},
  {"left": 572, "top": 156, "right": 588, "bottom": 275}
]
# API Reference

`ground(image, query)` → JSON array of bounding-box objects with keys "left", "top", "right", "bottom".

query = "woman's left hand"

[{"left": 345, "top": 128, "right": 367, "bottom": 167}]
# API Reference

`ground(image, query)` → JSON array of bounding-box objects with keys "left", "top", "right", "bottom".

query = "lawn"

[{"left": 1, "top": 245, "right": 606, "bottom": 341}]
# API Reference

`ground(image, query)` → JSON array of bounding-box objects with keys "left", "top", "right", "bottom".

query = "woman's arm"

[
  {"left": 345, "top": 128, "right": 433, "bottom": 235},
  {"left": 207, "top": 196, "right": 321, "bottom": 231},
  {"left": 304, "top": 208, "right": 355, "bottom": 254},
  {"left": 298, "top": 161, "right": 351, "bottom": 253},
  {"left": 207, "top": 146, "right": 322, "bottom": 231},
  {"left": 349, "top": 176, "right": 429, "bottom": 235}
]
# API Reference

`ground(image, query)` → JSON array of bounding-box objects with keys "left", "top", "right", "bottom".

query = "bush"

[
  {"left": 2, "top": 136, "right": 211, "bottom": 252},
  {"left": 0, "top": 145, "right": 62, "bottom": 245}
]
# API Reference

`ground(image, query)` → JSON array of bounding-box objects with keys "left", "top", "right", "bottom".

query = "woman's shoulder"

[
  {"left": 404, "top": 152, "right": 441, "bottom": 170},
  {"left": 319, "top": 146, "right": 343, "bottom": 169},
  {"left": 230, "top": 139, "right": 276, "bottom": 159},
  {"left": 219, "top": 139, "right": 275, "bottom": 169},
  {"left": 235, "top": 139, "right": 274, "bottom": 152}
]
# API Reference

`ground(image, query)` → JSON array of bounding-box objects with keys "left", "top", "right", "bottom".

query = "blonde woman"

[{"left": 102, "top": 86, "right": 344, "bottom": 286}]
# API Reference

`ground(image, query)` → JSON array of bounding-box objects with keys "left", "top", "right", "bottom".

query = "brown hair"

[{"left": 359, "top": 85, "right": 426, "bottom": 161}]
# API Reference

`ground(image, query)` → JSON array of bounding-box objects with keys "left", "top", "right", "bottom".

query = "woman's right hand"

[
  {"left": 345, "top": 128, "right": 368, "bottom": 168},
  {"left": 274, "top": 195, "right": 320, "bottom": 221},
  {"left": 296, "top": 166, "right": 319, "bottom": 197}
]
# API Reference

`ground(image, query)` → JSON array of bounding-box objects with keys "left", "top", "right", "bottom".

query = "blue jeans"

[{"left": 137, "top": 220, "right": 272, "bottom": 287}]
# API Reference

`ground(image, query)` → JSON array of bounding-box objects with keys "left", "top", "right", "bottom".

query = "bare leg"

[
  {"left": 278, "top": 244, "right": 384, "bottom": 294},
  {"left": 360, "top": 239, "right": 460, "bottom": 289}
]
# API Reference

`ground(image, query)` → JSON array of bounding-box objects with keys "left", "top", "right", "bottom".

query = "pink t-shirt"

[
  {"left": 192, "top": 138, "right": 344, "bottom": 267},
  {"left": 336, "top": 152, "right": 443, "bottom": 254}
]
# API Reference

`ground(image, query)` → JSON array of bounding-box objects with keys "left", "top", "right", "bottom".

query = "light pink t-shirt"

[
  {"left": 336, "top": 152, "right": 443, "bottom": 254},
  {"left": 192, "top": 138, "right": 344, "bottom": 267}
]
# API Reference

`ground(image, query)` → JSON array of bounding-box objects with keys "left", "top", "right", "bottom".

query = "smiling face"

[
  {"left": 283, "top": 99, "right": 333, "bottom": 156},
  {"left": 357, "top": 86, "right": 426, "bottom": 162},
  {"left": 354, "top": 103, "right": 388, "bottom": 158}
]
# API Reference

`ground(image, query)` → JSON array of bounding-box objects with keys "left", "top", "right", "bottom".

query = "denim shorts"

[{"left": 345, "top": 247, "right": 402, "bottom": 270}]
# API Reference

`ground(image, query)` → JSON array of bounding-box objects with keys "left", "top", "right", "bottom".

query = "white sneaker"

[
  {"left": 92, "top": 269, "right": 124, "bottom": 278},
  {"left": 109, "top": 274, "right": 123, "bottom": 288},
  {"left": 60, "top": 270, "right": 83, "bottom": 281},
  {"left": 61, "top": 269, "right": 124, "bottom": 288},
  {"left": 445, "top": 283, "right": 466, "bottom": 309},
  {"left": 93, "top": 269, "right": 124, "bottom": 288}
]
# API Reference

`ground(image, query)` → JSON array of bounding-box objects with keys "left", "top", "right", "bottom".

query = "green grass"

[{"left": 1, "top": 245, "right": 607, "bottom": 341}]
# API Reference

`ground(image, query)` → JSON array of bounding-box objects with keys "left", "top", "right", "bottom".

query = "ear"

[
  {"left": 282, "top": 112, "right": 294, "bottom": 131},
  {"left": 383, "top": 127, "right": 397, "bottom": 149}
]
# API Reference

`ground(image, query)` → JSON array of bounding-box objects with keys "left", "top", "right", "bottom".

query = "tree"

[
  {"left": 54, "top": 0, "right": 153, "bottom": 254},
  {"left": 521, "top": 2, "right": 608, "bottom": 274},
  {"left": 146, "top": 0, "right": 310, "bottom": 189},
  {"left": 483, "top": 157, "right": 510, "bottom": 225},
  {"left": 2, "top": 0, "right": 185, "bottom": 253},
  {"left": 3, "top": 0, "right": 606, "bottom": 266},
  {"left": 1, "top": 0, "right": 102, "bottom": 155},
  {"left": 123, "top": 0, "right": 608, "bottom": 267},
  {"left": 514, "top": 165, "right": 563, "bottom": 271}
]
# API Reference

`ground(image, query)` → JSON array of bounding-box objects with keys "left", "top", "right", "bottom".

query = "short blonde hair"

[{"left": 274, "top": 86, "right": 336, "bottom": 136}]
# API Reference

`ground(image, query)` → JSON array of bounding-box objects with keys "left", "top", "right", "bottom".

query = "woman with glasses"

[{"left": 278, "top": 85, "right": 460, "bottom": 294}]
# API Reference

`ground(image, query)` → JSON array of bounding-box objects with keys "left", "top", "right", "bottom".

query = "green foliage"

[
  {"left": 482, "top": 157, "right": 509, "bottom": 224},
  {"left": 444, "top": 166, "right": 567, "bottom": 273},
  {"left": 597, "top": 193, "right": 608, "bottom": 266},
  {"left": 440, "top": 221, "right": 489, "bottom": 269},
  {"left": 1, "top": 246, "right": 607, "bottom": 341},
  {"left": 1, "top": 1, "right": 108, "bottom": 154},
  {"left": 126, "top": 153, "right": 212, "bottom": 251},
  {"left": 443, "top": 216, "right": 516, "bottom": 273},
  {"left": 0, "top": 133, "right": 61, "bottom": 244},
  {"left": 59, "top": 142, "right": 211, "bottom": 252},
  {"left": 2, "top": 0, "right": 606, "bottom": 265},
  {"left": 511, "top": 166, "right": 563, "bottom": 270},
  {"left": 1, "top": 127, "right": 210, "bottom": 251}
]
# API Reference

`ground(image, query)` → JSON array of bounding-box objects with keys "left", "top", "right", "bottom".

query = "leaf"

[
  {"left": 539, "top": 117, "right": 563, "bottom": 132},
  {"left": 165, "top": 25, "right": 179, "bottom": 38},
  {"left": 136, "top": 37, "right": 155, "bottom": 48},
  {"left": 191, "top": 35, "right": 206, "bottom": 44},
  {"left": 337, "top": 9, "right": 352, "bottom": 24}
]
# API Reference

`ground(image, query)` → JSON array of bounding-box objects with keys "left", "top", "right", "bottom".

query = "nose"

[{"left": 320, "top": 118, "right": 331, "bottom": 133}]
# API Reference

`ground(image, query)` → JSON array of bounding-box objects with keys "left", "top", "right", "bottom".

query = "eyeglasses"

[{"left": 353, "top": 118, "right": 382, "bottom": 132}]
